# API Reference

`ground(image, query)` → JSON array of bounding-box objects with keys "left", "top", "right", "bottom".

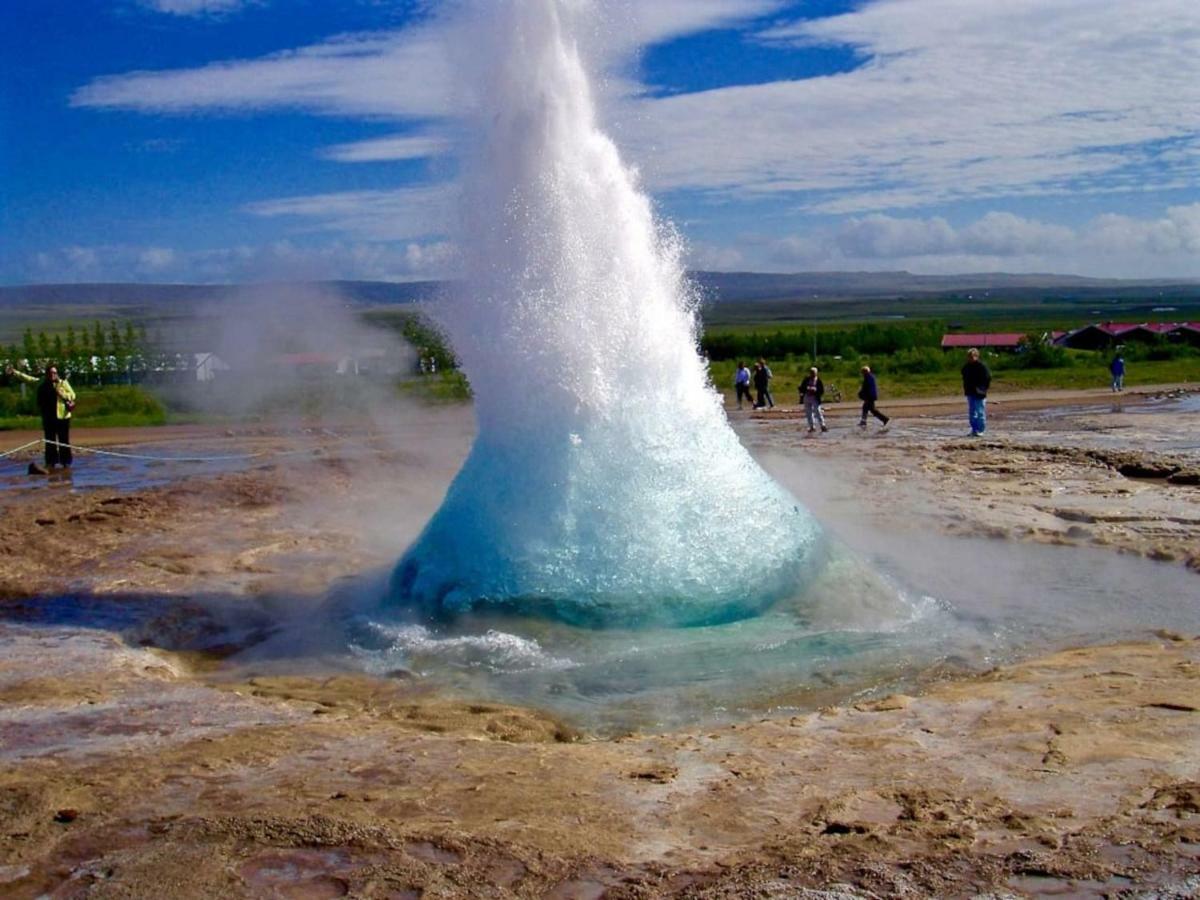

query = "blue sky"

[{"left": 3, "top": 0, "right": 1199, "bottom": 284}]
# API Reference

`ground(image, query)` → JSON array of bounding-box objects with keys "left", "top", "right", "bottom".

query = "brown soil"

[{"left": 1, "top": 398, "right": 1198, "bottom": 898}]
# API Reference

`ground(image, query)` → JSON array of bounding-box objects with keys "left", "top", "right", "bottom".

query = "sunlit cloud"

[
  {"left": 630, "top": 0, "right": 1200, "bottom": 211},
  {"left": 72, "top": 30, "right": 453, "bottom": 119},
  {"left": 741, "top": 205, "right": 1200, "bottom": 278},
  {"left": 320, "top": 133, "right": 451, "bottom": 163},
  {"left": 139, "top": 0, "right": 255, "bottom": 17},
  {"left": 244, "top": 184, "right": 459, "bottom": 242},
  {"left": 28, "top": 239, "right": 458, "bottom": 283}
]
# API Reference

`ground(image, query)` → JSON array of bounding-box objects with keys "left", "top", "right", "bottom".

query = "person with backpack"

[
  {"left": 961, "top": 348, "right": 992, "bottom": 437},
  {"left": 798, "top": 367, "right": 827, "bottom": 433},
  {"left": 857, "top": 366, "right": 890, "bottom": 430},
  {"left": 7, "top": 363, "right": 76, "bottom": 470}
]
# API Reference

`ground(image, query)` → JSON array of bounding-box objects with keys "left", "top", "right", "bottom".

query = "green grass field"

[
  {"left": 709, "top": 356, "right": 1198, "bottom": 407},
  {"left": 3, "top": 293, "right": 1197, "bottom": 431}
]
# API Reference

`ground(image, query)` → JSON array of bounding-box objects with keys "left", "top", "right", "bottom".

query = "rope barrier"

[
  {"left": 0, "top": 440, "right": 44, "bottom": 459},
  {"left": 3, "top": 433, "right": 367, "bottom": 464}
]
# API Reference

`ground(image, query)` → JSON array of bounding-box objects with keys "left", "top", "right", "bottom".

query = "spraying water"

[{"left": 389, "top": 0, "right": 822, "bottom": 628}]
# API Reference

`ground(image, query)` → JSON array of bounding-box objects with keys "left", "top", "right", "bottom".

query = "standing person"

[
  {"left": 733, "top": 361, "right": 754, "bottom": 409},
  {"left": 1109, "top": 353, "right": 1125, "bottom": 392},
  {"left": 7, "top": 363, "right": 76, "bottom": 469},
  {"left": 798, "top": 366, "right": 828, "bottom": 433},
  {"left": 961, "top": 348, "right": 991, "bottom": 437},
  {"left": 857, "top": 365, "right": 890, "bottom": 429},
  {"left": 752, "top": 359, "right": 774, "bottom": 410}
]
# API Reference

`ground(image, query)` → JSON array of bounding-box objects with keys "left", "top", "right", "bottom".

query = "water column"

[{"left": 391, "top": 0, "right": 822, "bottom": 628}]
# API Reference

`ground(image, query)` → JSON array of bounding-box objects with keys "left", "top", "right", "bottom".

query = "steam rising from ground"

[
  {"left": 390, "top": 0, "right": 821, "bottom": 627},
  {"left": 184, "top": 284, "right": 414, "bottom": 424}
]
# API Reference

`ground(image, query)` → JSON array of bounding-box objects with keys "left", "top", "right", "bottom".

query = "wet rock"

[
  {"left": 630, "top": 765, "right": 678, "bottom": 783},
  {"left": 854, "top": 694, "right": 913, "bottom": 712},
  {"left": 1167, "top": 470, "right": 1200, "bottom": 486}
]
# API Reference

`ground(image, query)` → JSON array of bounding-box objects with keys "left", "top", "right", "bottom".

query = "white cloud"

[
  {"left": 77, "top": 0, "right": 1200, "bottom": 215},
  {"left": 627, "top": 0, "right": 1200, "bottom": 210},
  {"left": 71, "top": 2, "right": 778, "bottom": 119},
  {"left": 753, "top": 206, "right": 1200, "bottom": 278},
  {"left": 244, "top": 184, "right": 458, "bottom": 242},
  {"left": 27, "top": 240, "right": 458, "bottom": 283},
  {"left": 835, "top": 214, "right": 957, "bottom": 259},
  {"left": 320, "top": 133, "right": 451, "bottom": 163},
  {"left": 614, "top": 0, "right": 785, "bottom": 53},
  {"left": 72, "top": 29, "right": 453, "bottom": 119},
  {"left": 137, "top": 247, "right": 178, "bottom": 273},
  {"left": 1085, "top": 203, "right": 1200, "bottom": 256},
  {"left": 139, "top": 0, "right": 252, "bottom": 16}
]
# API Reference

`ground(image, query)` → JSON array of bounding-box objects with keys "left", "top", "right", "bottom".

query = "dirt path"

[{"left": 747, "top": 381, "right": 1197, "bottom": 420}]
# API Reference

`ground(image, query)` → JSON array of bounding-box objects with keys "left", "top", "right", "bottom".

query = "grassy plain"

[
  {"left": 708, "top": 356, "right": 1198, "bottom": 407},
  {"left": 3, "top": 285, "right": 1198, "bottom": 430},
  {"left": 699, "top": 294, "right": 1200, "bottom": 404}
]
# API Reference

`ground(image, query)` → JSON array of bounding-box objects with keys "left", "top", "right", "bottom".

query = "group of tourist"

[
  {"left": 734, "top": 348, "right": 996, "bottom": 437},
  {"left": 733, "top": 357, "right": 776, "bottom": 411}
]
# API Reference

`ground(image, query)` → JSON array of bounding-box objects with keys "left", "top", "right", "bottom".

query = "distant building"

[
  {"left": 1167, "top": 323, "right": 1200, "bottom": 346},
  {"left": 1056, "top": 322, "right": 1192, "bottom": 350},
  {"left": 194, "top": 352, "right": 230, "bottom": 383}
]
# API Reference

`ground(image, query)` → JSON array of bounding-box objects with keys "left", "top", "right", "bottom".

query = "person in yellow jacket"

[{"left": 6, "top": 363, "right": 76, "bottom": 469}]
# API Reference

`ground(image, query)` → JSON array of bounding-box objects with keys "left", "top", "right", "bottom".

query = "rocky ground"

[{"left": 0, "top": 389, "right": 1197, "bottom": 898}]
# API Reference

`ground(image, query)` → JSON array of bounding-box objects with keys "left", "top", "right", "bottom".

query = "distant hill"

[
  {"left": 0, "top": 280, "right": 440, "bottom": 310},
  {"left": 3, "top": 272, "right": 1197, "bottom": 312},
  {"left": 2, "top": 273, "right": 1197, "bottom": 341},
  {"left": 689, "top": 270, "right": 1200, "bottom": 302}
]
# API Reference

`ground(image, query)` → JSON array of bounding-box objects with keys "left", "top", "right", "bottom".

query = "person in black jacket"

[
  {"left": 798, "top": 367, "right": 827, "bottom": 433},
  {"left": 857, "top": 366, "right": 890, "bottom": 429},
  {"left": 7, "top": 363, "right": 76, "bottom": 469},
  {"left": 961, "top": 348, "right": 992, "bottom": 436},
  {"left": 752, "top": 359, "right": 774, "bottom": 410}
]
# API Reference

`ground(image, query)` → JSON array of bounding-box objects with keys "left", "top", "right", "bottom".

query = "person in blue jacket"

[
  {"left": 857, "top": 365, "right": 890, "bottom": 429},
  {"left": 1109, "top": 353, "right": 1125, "bottom": 392},
  {"left": 733, "top": 361, "right": 754, "bottom": 409}
]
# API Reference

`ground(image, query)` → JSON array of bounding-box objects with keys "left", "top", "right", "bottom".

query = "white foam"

[{"left": 355, "top": 621, "right": 575, "bottom": 673}]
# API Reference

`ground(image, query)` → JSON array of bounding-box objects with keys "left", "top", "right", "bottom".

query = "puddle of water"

[
  {"left": 0, "top": 449, "right": 255, "bottom": 493},
  {"left": 239, "top": 851, "right": 351, "bottom": 899},
  {"left": 404, "top": 841, "right": 462, "bottom": 866}
]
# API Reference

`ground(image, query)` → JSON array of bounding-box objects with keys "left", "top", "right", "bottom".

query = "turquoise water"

[{"left": 356, "top": 531, "right": 1200, "bottom": 734}]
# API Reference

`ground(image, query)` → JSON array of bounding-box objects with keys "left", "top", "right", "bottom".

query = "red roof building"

[{"left": 1058, "top": 322, "right": 1198, "bottom": 349}]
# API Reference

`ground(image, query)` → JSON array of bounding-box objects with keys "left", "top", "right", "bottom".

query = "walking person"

[
  {"left": 7, "top": 363, "right": 76, "bottom": 471},
  {"left": 1109, "top": 353, "right": 1125, "bottom": 392},
  {"left": 961, "top": 348, "right": 991, "bottom": 437},
  {"left": 798, "top": 366, "right": 828, "bottom": 433},
  {"left": 753, "top": 359, "right": 774, "bottom": 410},
  {"left": 857, "top": 365, "right": 890, "bottom": 429},
  {"left": 733, "top": 361, "right": 754, "bottom": 409}
]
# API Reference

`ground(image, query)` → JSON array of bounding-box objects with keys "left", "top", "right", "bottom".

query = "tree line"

[{"left": 2, "top": 321, "right": 157, "bottom": 385}]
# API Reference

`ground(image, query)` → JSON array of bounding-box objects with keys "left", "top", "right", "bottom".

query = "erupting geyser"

[{"left": 391, "top": 0, "right": 823, "bottom": 628}]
